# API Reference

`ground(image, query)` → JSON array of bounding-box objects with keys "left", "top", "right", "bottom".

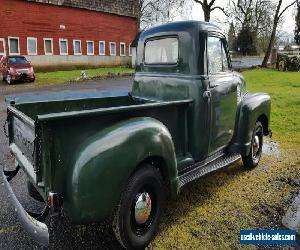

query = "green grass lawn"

[
  {"left": 150, "top": 69, "right": 300, "bottom": 249},
  {"left": 1, "top": 67, "right": 134, "bottom": 91},
  {"left": 243, "top": 69, "right": 300, "bottom": 146},
  {"left": 35, "top": 67, "right": 134, "bottom": 85}
]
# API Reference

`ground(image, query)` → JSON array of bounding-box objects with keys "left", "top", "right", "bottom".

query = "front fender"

[
  {"left": 231, "top": 92, "right": 271, "bottom": 156},
  {"left": 64, "top": 117, "right": 177, "bottom": 223}
]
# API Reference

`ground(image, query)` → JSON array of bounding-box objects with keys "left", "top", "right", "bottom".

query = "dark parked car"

[{"left": 0, "top": 55, "right": 35, "bottom": 84}]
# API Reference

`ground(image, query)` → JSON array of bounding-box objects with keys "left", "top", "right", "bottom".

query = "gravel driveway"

[{"left": 0, "top": 77, "right": 132, "bottom": 249}]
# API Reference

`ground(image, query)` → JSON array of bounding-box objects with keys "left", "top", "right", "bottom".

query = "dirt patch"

[{"left": 263, "top": 139, "right": 280, "bottom": 157}]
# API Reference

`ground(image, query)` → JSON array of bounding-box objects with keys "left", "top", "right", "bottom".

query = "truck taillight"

[{"left": 47, "top": 192, "right": 61, "bottom": 210}]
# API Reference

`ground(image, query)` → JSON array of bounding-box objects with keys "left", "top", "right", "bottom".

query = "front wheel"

[
  {"left": 6, "top": 74, "right": 12, "bottom": 85},
  {"left": 242, "top": 121, "right": 263, "bottom": 168},
  {"left": 113, "top": 164, "right": 164, "bottom": 249}
]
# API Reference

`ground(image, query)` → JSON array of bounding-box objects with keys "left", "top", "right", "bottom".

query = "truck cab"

[{"left": 3, "top": 21, "right": 271, "bottom": 249}]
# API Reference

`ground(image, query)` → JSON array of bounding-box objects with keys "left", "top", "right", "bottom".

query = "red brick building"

[{"left": 0, "top": 0, "right": 138, "bottom": 68}]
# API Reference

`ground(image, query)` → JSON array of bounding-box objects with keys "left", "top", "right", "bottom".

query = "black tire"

[
  {"left": 242, "top": 121, "right": 263, "bottom": 168},
  {"left": 27, "top": 181, "right": 44, "bottom": 202},
  {"left": 113, "top": 164, "right": 164, "bottom": 249}
]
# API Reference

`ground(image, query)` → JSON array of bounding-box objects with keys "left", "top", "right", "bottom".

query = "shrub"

[{"left": 277, "top": 54, "right": 300, "bottom": 72}]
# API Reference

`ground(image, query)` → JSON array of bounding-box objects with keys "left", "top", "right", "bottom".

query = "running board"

[{"left": 178, "top": 153, "right": 241, "bottom": 189}]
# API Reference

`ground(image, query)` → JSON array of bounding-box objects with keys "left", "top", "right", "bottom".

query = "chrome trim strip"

[{"left": 1, "top": 168, "right": 49, "bottom": 247}]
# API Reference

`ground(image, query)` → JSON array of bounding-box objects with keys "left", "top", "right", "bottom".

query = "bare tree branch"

[
  {"left": 208, "top": 0, "right": 217, "bottom": 8},
  {"left": 193, "top": 0, "right": 228, "bottom": 22},
  {"left": 210, "top": 6, "right": 229, "bottom": 17},
  {"left": 278, "top": 0, "right": 297, "bottom": 19}
]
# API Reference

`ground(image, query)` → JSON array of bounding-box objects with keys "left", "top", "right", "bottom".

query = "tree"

[
  {"left": 228, "top": 22, "right": 236, "bottom": 51},
  {"left": 236, "top": 27, "right": 257, "bottom": 55},
  {"left": 137, "top": 0, "right": 161, "bottom": 29},
  {"left": 193, "top": 0, "right": 228, "bottom": 22},
  {"left": 138, "top": 0, "right": 187, "bottom": 29},
  {"left": 261, "top": 0, "right": 297, "bottom": 67},
  {"left": 228, "top": 0, "right": 276, "bottom": 54},
  {"left": 295, "top": 1, "right": 300, "bottom": 44}
]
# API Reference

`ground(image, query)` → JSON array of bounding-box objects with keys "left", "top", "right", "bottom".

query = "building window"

[
  {"left": 99, "top": 41, "right": 105, "bottom": 56},
  {"left": 8, "top": 37, "right": 20, "bottom": 55},
  {"left": 73, "top": 40, "right": 82, "bottom": 55},
  {"left": 129, "top": 43, "right": 132, "bottom": 56},
  {"left": 59, "top": 39, "right": 68, "bottom": 55},
  {"left": 120, "top": 42, "right": 126, "bottom": 56},
  {"left": 44, "top": 38, "right": 53, "bottom": 55},
  {"left": 110, "top": 42, "right": 116, "bottom": 56},
  {"left": 87, "top": 41, "right": 94, "bottom": 55},
  {"left": 0, "top": 38, "right": 5, "bottom": 56},
  {"left": 27, "top": 37, "right": 37, "bottom": 55}
]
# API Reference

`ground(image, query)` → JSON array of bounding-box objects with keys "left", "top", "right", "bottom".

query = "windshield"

[{"left": 8, "top": 57, "right": 28, "bottom": 65}]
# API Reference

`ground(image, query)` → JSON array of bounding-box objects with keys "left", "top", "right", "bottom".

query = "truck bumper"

[{"left": 1, "top": 167, "right": 49, "bottom": 247}]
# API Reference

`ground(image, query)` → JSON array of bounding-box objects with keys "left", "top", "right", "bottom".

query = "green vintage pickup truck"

[{"left": 2, "top": 21, "right": 271, "bottom": 249}]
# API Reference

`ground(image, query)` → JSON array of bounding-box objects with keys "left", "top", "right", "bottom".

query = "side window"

[
  {"left": 207, "top": 36, "right": 229, "bottom": 74},
  {"left": 221, "top": 41, "right": 229, "bottom": 71}
]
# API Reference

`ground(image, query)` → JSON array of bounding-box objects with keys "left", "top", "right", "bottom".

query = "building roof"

[{"left": 26, "top": 0, "right": 138, "bottom": 18}]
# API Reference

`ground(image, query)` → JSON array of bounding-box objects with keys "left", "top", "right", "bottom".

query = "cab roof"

[
  {"left": 132, "top": 21, "right": 224, "bottom": 47},
  {"left": 141, "top": 21, "right": 223, "bottom": 38}
]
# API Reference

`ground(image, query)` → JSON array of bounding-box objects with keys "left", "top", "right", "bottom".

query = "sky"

[{"left": 174, "top": 0, "right": 296, "bottom": 42}]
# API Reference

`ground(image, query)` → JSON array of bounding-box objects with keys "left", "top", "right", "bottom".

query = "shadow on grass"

[
  {"left": 158, "top": 161, "right": 248, "bottom": 232},
  {"left": 49, "top": 217, "right": 122, "bottom": 249}
]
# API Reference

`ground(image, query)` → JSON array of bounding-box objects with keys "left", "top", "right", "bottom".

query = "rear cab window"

[{"left": 144, "top": 37, "right": 179, "bottom": 65}]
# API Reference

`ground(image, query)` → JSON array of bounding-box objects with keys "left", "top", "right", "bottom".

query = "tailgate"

[{"left": 7, "top": 105, "right": 36, "bottom": 182}]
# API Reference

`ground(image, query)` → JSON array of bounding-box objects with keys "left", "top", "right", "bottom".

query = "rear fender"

[
  {"left": 231, "top": 93, "right": 271, "bottom": 156},
  {"left": 64, "top": 117, "right": 177, "bottom": 223}
]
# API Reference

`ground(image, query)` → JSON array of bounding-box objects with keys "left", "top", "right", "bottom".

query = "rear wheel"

[
  {"left": 242, "top": 121, "right": 263, "bottom": 168},
  {"left": 113, "top": 164, "right": 164, "bottom": 249}
]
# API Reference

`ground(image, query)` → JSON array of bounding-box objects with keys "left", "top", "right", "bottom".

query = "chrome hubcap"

[
  {"left": 253, "top": 135, "right": 260, "bottom": 156},
  {"left": 134, "top": 192, "right": 152, "bottom": 225}
]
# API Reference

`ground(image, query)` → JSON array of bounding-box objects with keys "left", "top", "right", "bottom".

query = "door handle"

[
  {"left": 210, "top": 84, "right": 219, "bottom": 89},
  {"left": 203, "top": 91, "right": 211, "bottom": 99}
]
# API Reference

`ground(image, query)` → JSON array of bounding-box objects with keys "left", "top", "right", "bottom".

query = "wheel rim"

[
  {"left": 7, "top": 75, "right": 11, "bottom": 84},
  {"left": 252, "top": 126, "right": 263, "bottom": 162},
  {"left": 253, "top": 135, "right": 260, "bottom": 155},
  {"left": 134, "top": 192, "right": 152, "bottom": 225},
  {"left": 130, "top": 186, "right": 157, "bottom": 236}
]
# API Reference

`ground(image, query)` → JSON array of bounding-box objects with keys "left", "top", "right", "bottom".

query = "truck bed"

[
  {"left": 6, "top": 90, "right": 192, "bottom": 189},
  {"left": 8, "top": 91, "right": 147, "bottom": 120}
]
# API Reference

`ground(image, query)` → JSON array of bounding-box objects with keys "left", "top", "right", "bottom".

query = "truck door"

[{"left": 206, "top": 35, "right": 237, "bottom": 154}]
